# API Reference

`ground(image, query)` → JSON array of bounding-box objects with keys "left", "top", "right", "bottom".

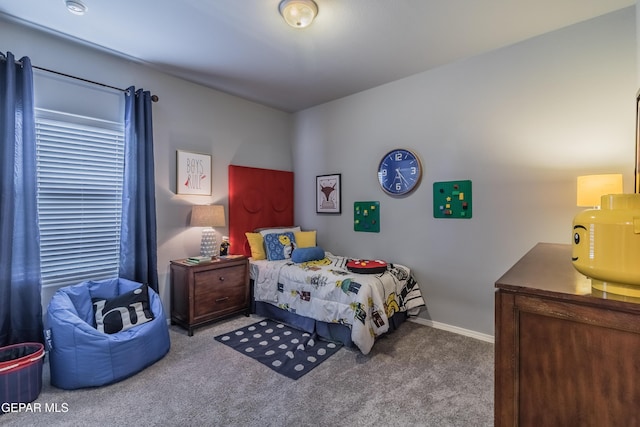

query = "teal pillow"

[
  {"left": 264, "top": 232, "right": 296, "bottom": 260},
  {"left": 291, "top": 246, "right": 325, "bottom": 263}
]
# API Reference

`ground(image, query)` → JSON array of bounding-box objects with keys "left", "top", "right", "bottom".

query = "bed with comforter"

[{"left": 250, "top": 252, "right": 424, "bottom": 354}]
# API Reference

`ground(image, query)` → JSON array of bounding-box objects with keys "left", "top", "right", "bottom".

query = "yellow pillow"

[
  {"left": 245, "top": 232, "right": 266, "bottom": 260},
  {"left": 294, "top": 230, "right": 316, "bottom": 248}
]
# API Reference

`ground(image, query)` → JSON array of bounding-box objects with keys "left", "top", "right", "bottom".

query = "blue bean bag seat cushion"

[{"left": 45, "top": 278, "right": 170, "bottom": 390}]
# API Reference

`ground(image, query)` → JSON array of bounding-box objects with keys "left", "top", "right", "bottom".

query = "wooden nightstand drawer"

[
  {"left": 194, "top": 265, "right": 248, "bottom": 318},
  {"left": 170, "top": 256, "right": 249, "bottom": 336}
]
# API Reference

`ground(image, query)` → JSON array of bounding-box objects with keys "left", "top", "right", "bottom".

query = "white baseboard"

[
  {"left": 165, "top": 313, "right": 495, "bottom": 343},
  {"left": 408, "top": 317, "right": 495, "bottom": 344}
]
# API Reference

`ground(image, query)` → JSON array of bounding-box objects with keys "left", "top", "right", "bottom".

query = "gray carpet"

[{"left": 1, "top": 315, "right": 494, "bottom": 426}]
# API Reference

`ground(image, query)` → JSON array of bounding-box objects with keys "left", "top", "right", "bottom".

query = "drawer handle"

[
  {"left": 216, "top": 297, "right": 229, "bottom": 303},
  {"left": 219, "top": 276, "right": 225, "bottom": 282}
]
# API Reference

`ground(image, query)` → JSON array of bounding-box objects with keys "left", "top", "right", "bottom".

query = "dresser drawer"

[{"left": 193, "top": 264, "right": 248, "bottom": 318}]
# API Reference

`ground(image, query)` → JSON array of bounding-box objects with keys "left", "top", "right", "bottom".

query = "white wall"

[
  {"left": 293, "top": 8, "right": 637, "bottom": 336},
  {"left": 0, "top": 17, "right": 293, "bottom": 313}
]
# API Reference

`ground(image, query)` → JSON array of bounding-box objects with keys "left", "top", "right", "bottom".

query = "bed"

[{"left": 228, "top": 165, "right": 425, "bottom": 355}]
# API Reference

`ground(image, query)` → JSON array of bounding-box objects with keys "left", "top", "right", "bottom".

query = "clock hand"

[
  {"left": 398, "top": 173, "right": 410, "bottom": 185},
  {"left": 394, "top": 169, "right": 407, "bottom": 185},
  {"left": 393, "top": 169, "right": 412, "bottom": 187}
]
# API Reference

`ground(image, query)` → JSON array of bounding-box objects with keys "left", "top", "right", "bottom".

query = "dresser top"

[{"left": 495, "top": 242, "right": 640, "bottom": 308}]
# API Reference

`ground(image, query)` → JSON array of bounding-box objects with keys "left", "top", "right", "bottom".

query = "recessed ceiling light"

[{"left": 65, "top": 0, "right": 88, "bottom": 16}]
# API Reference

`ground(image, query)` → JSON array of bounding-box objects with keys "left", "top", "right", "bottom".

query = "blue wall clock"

[{"left": 377, "top": 148, "right": 422, "bottom": 196}]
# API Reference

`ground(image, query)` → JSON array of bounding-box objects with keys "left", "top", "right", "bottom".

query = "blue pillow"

[
  {"left": 291, "top": 246, "right": 325, "bottom": 263},
  {"left": 264, "top": 232, "right": 296, "bottom": 260}
]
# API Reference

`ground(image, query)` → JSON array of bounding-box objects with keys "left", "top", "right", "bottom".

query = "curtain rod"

[
  {"left": 33, "top": 65, "right": 159, "bottom": 102},
  {"left": 0, "top": 54, "right": 159, "bottom": 103}
]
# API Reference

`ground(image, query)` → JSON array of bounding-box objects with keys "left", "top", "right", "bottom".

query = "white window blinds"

[{"left": 35, "top": 109, "right": 125, "bottom": 288}]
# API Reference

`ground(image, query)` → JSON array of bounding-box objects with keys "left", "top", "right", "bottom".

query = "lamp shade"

[
  {"left": 279, "top": 0, "right": 318, "bottom": 28},
  {"left": 576, "top": 174, "right": 623, "bottom": 207},
  {"left": 190, "top": 205, "right": 226, "bottom": 227}
]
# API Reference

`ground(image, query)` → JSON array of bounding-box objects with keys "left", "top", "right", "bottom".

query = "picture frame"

[
  {"left": 316, "top": 173, "right": 341, "bottom": 214},
  {"left": 176, "top": 150, "right": 212, "bottom": 195}
]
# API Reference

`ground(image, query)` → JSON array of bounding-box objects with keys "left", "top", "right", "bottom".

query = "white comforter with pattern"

[{"left": 250, "top": 252, "right": 425, "bottom": 354}]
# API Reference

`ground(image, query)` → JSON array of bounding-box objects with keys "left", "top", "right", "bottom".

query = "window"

[{"left": 35, "top": 109, "right": 125, "bottom": 288}]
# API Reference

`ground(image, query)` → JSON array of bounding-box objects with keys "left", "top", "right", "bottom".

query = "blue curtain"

[
  {"left": 0, "top": 52, "right": 43, "bottom": 346},
  {"left": 120, "top": 87, "right": 159, "bottom": 292}
]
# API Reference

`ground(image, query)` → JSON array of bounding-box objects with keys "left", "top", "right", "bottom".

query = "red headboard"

[{"left": 228, "top": 165, "right": 294, "bottom": 257}]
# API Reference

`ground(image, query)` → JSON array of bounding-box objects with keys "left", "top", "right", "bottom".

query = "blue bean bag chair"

[{"left": 45, "top": 278, "right": 170, "bottom": 390}]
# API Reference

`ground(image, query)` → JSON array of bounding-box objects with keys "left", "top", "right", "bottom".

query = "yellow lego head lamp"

[{"left": 572, "top": 193, "right": 640, "bottom": 297}]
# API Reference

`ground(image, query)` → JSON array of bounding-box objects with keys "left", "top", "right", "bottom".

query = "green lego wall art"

[
  {"left": 354, "top": 201, "right": 380, "bottom": 232},
  {"left": 433, "top": 180, "right": 472, "bottom": 219}
]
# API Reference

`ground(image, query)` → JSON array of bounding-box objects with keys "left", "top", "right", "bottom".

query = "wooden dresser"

[
  {"left": 170, "top": 256, "right": 249, "bottom": 336},
  {"left": 495, "top": 243, "right": 640, "bottom": 427}
]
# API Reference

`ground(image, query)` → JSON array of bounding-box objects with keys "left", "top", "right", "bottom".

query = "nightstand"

[{"left": 170, "top": 255, "right": 249, "bottom": 336}]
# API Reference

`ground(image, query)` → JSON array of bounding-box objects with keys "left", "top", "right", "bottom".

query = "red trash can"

[{"left": 0, "top": 342, "right": 45, "bottom": 411}]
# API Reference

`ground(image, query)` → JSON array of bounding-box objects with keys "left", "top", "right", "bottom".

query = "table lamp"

[
  {"left": 572, "top": 174, "right": 640, "bottom": 297},
  {"left": 191, "top": 205, "right": 226, "bottom": 258},
  {"left": 576, "top": 174, "right": 623, "bottom": 208}
]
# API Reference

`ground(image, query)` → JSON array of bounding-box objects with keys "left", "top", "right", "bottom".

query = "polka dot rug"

[{"left": 214, "top": 319, "right": 342, "bottom": 380}]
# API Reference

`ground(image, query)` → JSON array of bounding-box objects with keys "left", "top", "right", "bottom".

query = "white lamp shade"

[
  {"left": 576, "top": 174, "right": 623, "bottom": 207},
  {"left": 190, "top": 205, "right": 226, "bottom": 227},
  {"left": 279, "top": 0, "right": 318, "bottom": 28}
]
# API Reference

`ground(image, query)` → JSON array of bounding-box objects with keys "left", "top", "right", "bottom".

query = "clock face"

[{"left": 377, "top": 149, "right": 422, "bottom": 196}]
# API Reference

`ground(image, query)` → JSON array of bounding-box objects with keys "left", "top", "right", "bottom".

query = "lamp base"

[
  {"left": 591, "top": 279, "right": 640, "bottom": 299},
  {"left": 572, "top": 194, "right": 640, "bottom": 294},
  {"left": 200, "top": 227, "right": 218, "bottom": 258}
]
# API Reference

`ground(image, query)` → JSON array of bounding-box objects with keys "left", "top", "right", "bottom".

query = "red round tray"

[{"left": 346, "top": 259, "right": 388, "bottom": 274}]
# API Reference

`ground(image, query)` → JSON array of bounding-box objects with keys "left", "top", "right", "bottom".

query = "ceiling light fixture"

[
  {"left": 279, "top": 0, "right": 318, "bottom": 29},
  {"left": 65, "top": 0, "right": 88, "bottom": 16}
]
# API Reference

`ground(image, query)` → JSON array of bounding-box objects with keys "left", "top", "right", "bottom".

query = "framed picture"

[
  {"left": 176, "top": 150, "right": 212, "bottom": 195},
  {"left": 316, "top": 173, "right": 341, "bottom": 214}
]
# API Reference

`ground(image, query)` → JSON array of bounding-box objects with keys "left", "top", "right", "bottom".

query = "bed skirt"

[{"left": 252, "top": 297, "right": 408, "bottom": 349}]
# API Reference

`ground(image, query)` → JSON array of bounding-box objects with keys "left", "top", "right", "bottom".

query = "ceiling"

[{"left": 0, "top": 0, "right": 634, "bottom": 112}]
